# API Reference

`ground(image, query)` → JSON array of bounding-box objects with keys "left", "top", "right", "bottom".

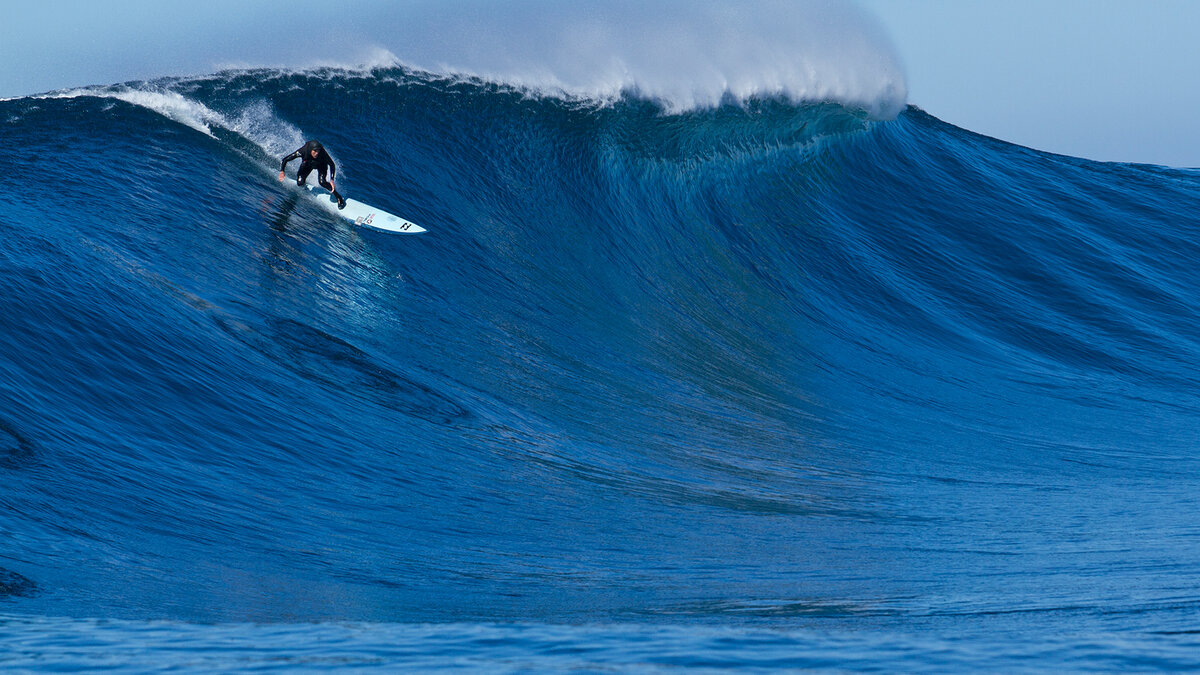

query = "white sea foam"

[
  {"left": 389, "top": 0, "right": 908, "bottom": 117},
  {"left": 43, "top": 88, "right": 229, "bottom": 137},
  {"left": 40, "top": 87, "right": 305, "bottom": 158},
  {"left": 226, "top": 100, "right": 306, "bottom": 158}
]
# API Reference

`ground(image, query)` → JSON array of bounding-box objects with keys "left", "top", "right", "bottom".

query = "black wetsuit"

[{"left": 281, "top": 140, "right": 346, "bottom": 207}]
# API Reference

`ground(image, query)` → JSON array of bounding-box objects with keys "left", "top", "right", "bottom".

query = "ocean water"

[{"left": 3, "top": 64, "right": 1200, "bottom": 671}]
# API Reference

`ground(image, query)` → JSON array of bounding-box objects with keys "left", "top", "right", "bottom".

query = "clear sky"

[
  {"left": 2, "top": 1, "right": 1197, "bottom": 167},
  {"left": 860, "top": 0, "right": 1200, "bottom": 167}
]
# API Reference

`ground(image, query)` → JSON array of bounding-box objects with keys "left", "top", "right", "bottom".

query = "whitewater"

[{"left": 5, "top": 3, "right": 1200, "bottom": 672}]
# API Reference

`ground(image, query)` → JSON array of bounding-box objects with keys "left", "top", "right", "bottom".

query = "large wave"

[{"left": 3, "top": 65, "right": 1200, "bottom": 669}]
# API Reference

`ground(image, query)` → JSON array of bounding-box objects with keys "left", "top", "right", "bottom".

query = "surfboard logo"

[{"left": 355, "top": 214, "right": 376, "bottom": 226}]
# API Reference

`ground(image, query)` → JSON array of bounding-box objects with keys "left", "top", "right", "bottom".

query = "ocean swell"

[{"left": 1, "top": 64, "right": 1200, "bottom": 671}]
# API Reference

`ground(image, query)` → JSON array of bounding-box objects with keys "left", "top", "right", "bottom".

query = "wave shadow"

[
  {"left": 0, "top": 568, "right": 37, "bottom": 598},
  {"left": 213, "top": 309, "right": 472, "bottom": 425},
  {"left": 0, "top": 419, "right": 37, "bottom": 470}
]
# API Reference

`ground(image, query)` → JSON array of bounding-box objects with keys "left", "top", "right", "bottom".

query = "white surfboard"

[{"left": 302, "top": 182, "right": 426, "bottom": 234}]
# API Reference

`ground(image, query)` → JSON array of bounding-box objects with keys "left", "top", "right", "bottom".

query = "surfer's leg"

[
  {"left": 317, "top": 169, "right": 346, "bottom": 209},
  {"left": 296, "top": 162, "right": 314, "bottom": 186},
  {"left": 323, "top": 182, "right": 347, "bottom": 208}
]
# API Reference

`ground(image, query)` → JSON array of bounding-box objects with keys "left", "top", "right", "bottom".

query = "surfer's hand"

[{"left": 278, "top": 171, "right": 285, "bottom": 181}]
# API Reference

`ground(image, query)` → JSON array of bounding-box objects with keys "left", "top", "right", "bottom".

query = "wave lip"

[{"left": 396, "top": 0, "right": 907, "bottom": 117}]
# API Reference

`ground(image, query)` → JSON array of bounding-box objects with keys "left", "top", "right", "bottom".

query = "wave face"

[{"left": 4, "top": 68, "right": 1200, "bottom": 670}]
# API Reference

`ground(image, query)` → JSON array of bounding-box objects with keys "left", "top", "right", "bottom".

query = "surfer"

[{"left": 279, "top": 140, "right": 346, "bottom": 209}]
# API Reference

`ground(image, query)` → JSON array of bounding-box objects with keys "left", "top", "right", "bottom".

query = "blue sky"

[
  {"left": 3, "top": 1, "right": 1197, "bottom": 166},
  {"left": 861, "top": 0, "right": 1200, "bottom": 167}
]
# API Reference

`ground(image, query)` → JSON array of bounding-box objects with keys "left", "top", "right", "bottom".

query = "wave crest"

[
  {"left": 5, "top": 0, "right": 907, "bottom": 119},
  {"left": 392, "top": 0, "right": 907, "bottom": 117}
]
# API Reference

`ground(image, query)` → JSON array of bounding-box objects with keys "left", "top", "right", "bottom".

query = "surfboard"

[{"left": 301, "top": 182, "right": 426, "bottom": 234}]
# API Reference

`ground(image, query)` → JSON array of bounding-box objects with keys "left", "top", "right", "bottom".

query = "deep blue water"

[{"left": 4, "top": 67, "right": 1200, "bottom": 671}]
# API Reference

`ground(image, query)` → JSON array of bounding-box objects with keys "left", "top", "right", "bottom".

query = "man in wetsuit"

[{"left": 279, "top": 140, "right": 346, "bottom": 209}]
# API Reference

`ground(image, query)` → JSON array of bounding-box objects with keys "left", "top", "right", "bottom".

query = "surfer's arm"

[
  {"left": 279, "top": 149, "right": 303, "bottom": 171},
  {"left": 278, "top": 149, "right": 303, "bottom": 180},
  {"left": 321, "top": 150, "right": 336, "bottom": 180},
  {"left": 322, "top": 152, "right": 336, "bottom": 189}
]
